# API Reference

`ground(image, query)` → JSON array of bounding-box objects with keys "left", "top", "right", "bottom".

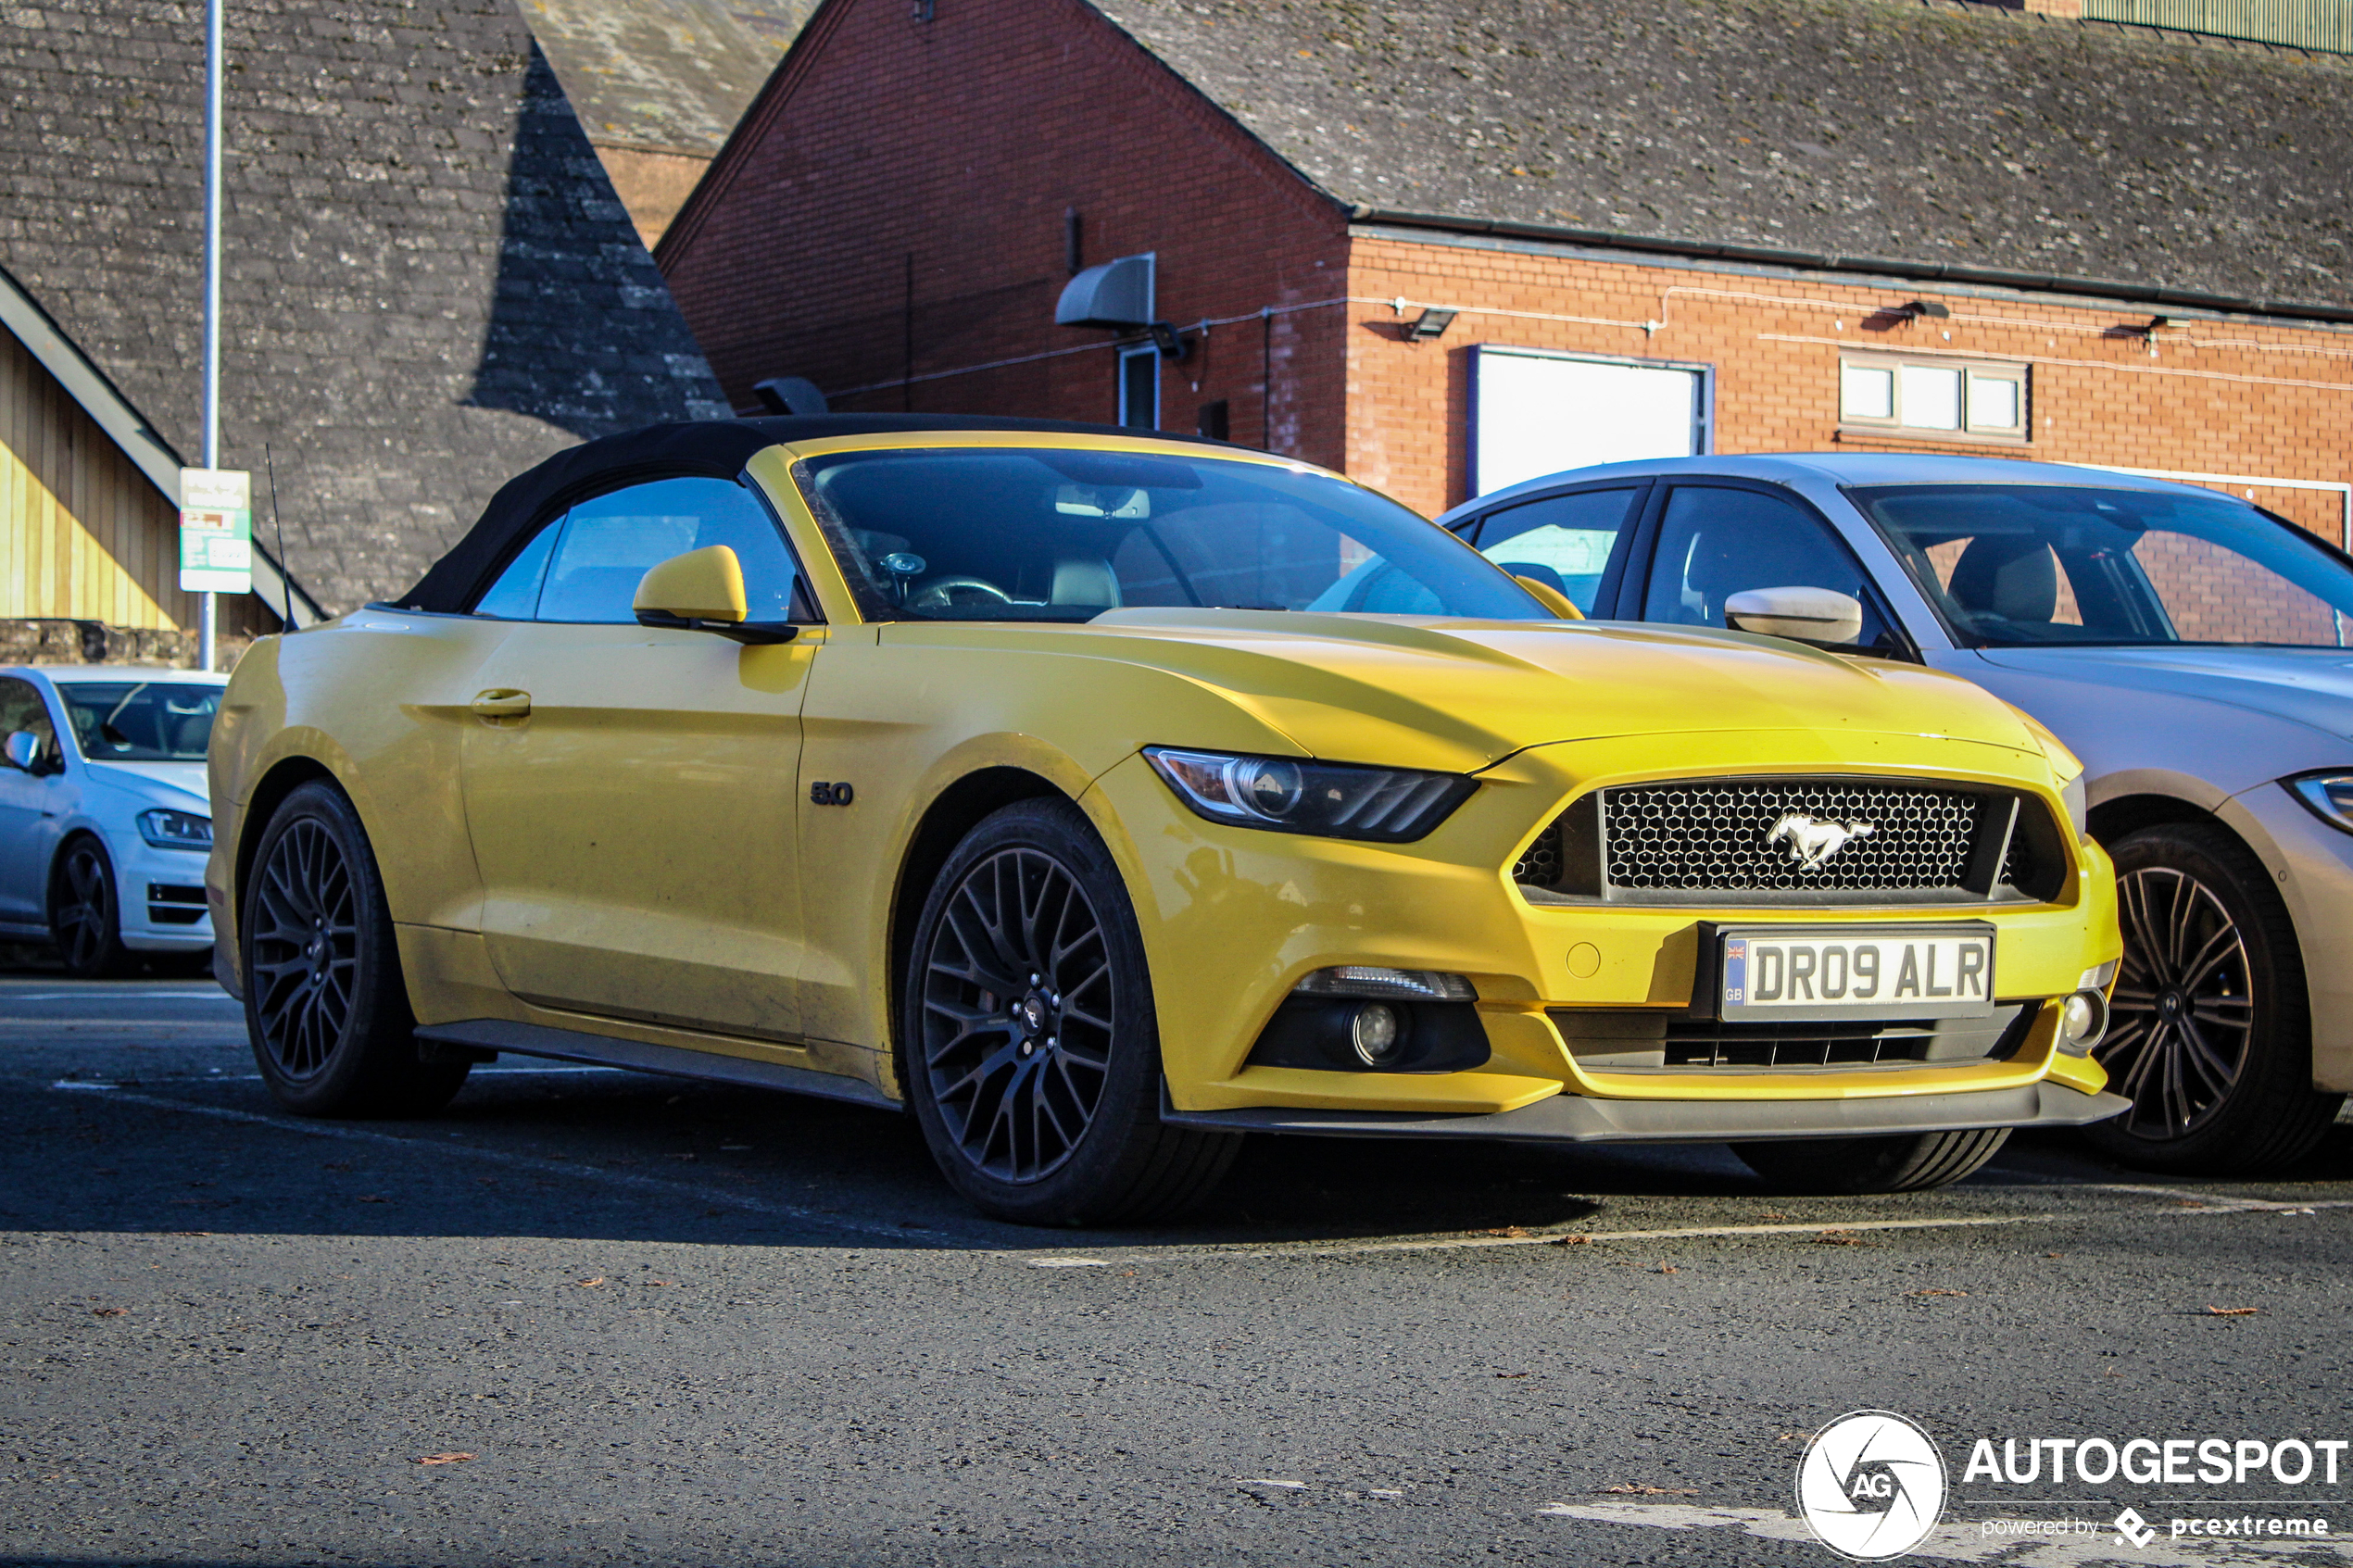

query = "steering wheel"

[{"left": 909, "top": 575, "right": 1014, "bottom": 612}]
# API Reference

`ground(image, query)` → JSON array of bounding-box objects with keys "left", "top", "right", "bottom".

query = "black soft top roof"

[{"left": 395, "top": 414, "right": 1229, "bottom": 614}]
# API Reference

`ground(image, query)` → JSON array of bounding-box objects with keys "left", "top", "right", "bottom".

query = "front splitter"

[{"left": 1160, "top": 1081, "right": 2129, "bottom": 1144}]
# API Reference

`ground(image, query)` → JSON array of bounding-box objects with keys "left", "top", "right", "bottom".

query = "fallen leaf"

[
  {"left": 1777, "top": 1432, "right": 1806, "bottom": 1442},
  {"left": 2045, "top": 1251, "right": 2066, "bottom": 1259},
  {"left": 575, "top": 1277, "right": 606, "bottom": 1288},
  {"left": 1603, "top": 1484, "right": 1699, "bottom": 1496},
  {"left": 1758, "top": 1211, "right": 1787, "bottom": 1222},
  {"left": 1654, "top": 1264, "right": 1679, "bottom": 1274},
  {"left": 1815, "top": 1230, "right": 1866, "bottom": 1247},
  {"left": 415, "top": 1452, "right": 475, "bottom": 1466},
  {"left": 1483, "top": 1225, "right": 1531, "bottom": 1237},
  {"left": 91, "top": 1307, "right": 127, "bottom": 1317},
  {"left": 1911, "top": 1288, "right": 1968, "bottom": 1298},
  {"left": 2206, "top": 1305, "right": 2260, "bottom": 1316},
  {"left": 2175, "top": 1199, "right": 2208, "bottom": 1209},
  {"left": 168, "top": 1231, "right": 211, "bottom": 1237},
  {"left": 641, "top": 1279, "right": 675, "bottom": 1287},
  {"left": 1550, "top": 1234, "right": 1595, "bottom": 1247}
]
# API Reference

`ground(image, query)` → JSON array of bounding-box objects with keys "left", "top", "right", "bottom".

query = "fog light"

[
  {"left": 1349, "top": 1002, "right": 1404, "bottom": 1067},
  {"left": 2057, "top": 989, "right": 2109, "bottom": 1056}
]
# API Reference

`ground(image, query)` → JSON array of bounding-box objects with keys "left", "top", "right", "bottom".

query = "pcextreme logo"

[{"left": 1795, "top": 1411, "right": 1949, "bottom": 1562}]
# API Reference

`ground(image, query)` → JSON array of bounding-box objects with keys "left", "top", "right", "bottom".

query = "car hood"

[
  {"left": 80, "top": 759, "right": 210, "bottom": 809},
  {"left": 1061, "top": 609, "right": 2042, "bottom": 771},
  {"left": 1973, "top": 646, "right": 2353, "bottom": 742}
]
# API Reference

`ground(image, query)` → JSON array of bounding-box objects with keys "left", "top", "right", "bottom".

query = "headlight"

[
  {"left": 2288, "top": 772, "right": 2353, "bottom": 836},
  {"left": 1143, "top": 746, "right": 1476, "bottom": 842},
  {"left": 137, "top": 809, "right": 213, "bottom": 851}
]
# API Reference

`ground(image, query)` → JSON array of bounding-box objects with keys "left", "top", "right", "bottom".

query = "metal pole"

[{"left": 198, "top": 0, "right": 222, "bottom": 672}]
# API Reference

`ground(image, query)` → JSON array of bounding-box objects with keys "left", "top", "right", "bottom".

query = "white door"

[{"left": 1471, "top": 348, "right": 1707, "bottom": 495}]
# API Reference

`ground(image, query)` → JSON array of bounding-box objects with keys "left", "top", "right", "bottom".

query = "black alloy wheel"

[
  {"left": 920, "top": 844, "right": 1114, "bottom": 1184},
  {"left": 242, "top": 780, "right": 471, "bottom": 1118},
  {"left": 2085, "top": 823, "right": 2342, "bottom": 1174},
  {"left": 49, "top": 835, "right": 130, "bottom": 978},
  {"left": 1731, "top": 1127, "right": 2012, "bottom": 1194},
  {"left": 904, "top": 797, "right": 1239, "bottom": 1225},
  {"left": 248, "top": 813, "right": 361, "bottom": 1080}
]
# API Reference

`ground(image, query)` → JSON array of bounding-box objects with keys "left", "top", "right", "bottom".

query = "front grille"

[
  {"left": 1512, "top": 775, "right": 2067, "bottom": 905},
  {"left": 1549, "top": 1003, "right": 2033, "bottom": 1071},
  {"left": 1609, "top": 779, "right": 1980, "bottom": 892}
]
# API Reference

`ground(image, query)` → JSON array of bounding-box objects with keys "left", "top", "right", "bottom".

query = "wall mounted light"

[
  {"left": 1147, "top": 322, "right": 1192, "bottom": 361},
  {"left": 1406, "top": 307, "right": 1456, "bottom": 342}
]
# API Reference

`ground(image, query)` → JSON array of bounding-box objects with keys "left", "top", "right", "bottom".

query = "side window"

[
  {"left": 1640, "top": 485, "right": 1896, "bottom": 653},
  {"left": 535, "top": 477, "right": 806, "bottom": 625},
  {"left": 1468, "top": 487, "right": 1640, "bottom": 614},
  {"left": 472, "top": 522, "right": 560, "bottom": 619},
  {"left": 0, "top": 678, "right": 58, "bottom": 762}
]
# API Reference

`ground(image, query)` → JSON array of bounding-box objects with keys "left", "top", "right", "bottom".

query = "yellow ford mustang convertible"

[{"left": 207, "top": 417, "right": 2126, "bottom": 1223}]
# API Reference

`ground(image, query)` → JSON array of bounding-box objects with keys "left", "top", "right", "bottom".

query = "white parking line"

[{"left": 1541, "top": 1501, "right": 2351, "bottom": 1564}]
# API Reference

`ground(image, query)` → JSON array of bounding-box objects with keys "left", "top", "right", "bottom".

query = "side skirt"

[{"left": 416, "top": 1018, "right": 902, "bottom": 1111}]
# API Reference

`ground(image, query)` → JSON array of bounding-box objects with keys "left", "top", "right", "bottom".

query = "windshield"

[
  {"left": 1854, "top": 483, "right": 2353, "bottom": 649},
  {"left": 795, "top": 448, "right": 1550, "bottom": 623},
  {"left": 55, "top": 682, "right": 221, "bottom": 762}
]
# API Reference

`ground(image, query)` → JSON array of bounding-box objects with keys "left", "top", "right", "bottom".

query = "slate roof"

[
  {"left": 0, "top": 0, "right": 732, "bottom": 616},
  {"left": 522, "top": 0, "right": 815, "bottom": 157},
  {"left": 1095, "top": 0, "right": 2353, "bottom": 312}
]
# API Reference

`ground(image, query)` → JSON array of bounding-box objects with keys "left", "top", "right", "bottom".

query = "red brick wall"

[
  {"left": 659, "top": 0, "right": 1352, "bottom": 467},
  {"left": 1343, "top": 233, "right": 2353, "bottom": 545}
]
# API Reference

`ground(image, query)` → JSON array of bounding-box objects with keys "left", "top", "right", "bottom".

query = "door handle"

[{"left": 470, "top": 689, "right": 532, "bottom": 719}]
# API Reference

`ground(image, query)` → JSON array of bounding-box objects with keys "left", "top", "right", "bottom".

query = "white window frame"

[
  {"left": 1117, "top": 343, "right": 1160, "bottom": 431},
  {"left": 1839, "top": 353, "right": 2029, "bottom": 443}
]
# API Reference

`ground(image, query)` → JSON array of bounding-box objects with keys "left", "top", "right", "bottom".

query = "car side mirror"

[
  {"left": 3, "top": 731, "right": 46, "bottom": 773},
  {"left": 1725, "top": 586, "right": 1863, "bottom": 649},
  {"left": 633, "top": 546, "right": 799, "bottom": 645}
]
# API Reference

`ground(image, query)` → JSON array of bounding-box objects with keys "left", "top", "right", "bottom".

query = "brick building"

[
  {"left": 660, "top": 0, "right": 2353, "bottom": 540},
  {"left": 1, "top": 0, "right": 733, "bottom": 661}
]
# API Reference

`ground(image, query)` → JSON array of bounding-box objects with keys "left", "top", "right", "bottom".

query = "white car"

[{"left": 0, "top": 665, "right": 223, "bottom": 975}]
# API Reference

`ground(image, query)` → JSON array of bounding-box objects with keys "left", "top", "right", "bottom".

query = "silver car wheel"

[{"left": 2099, "top": 865, "right": 2254, "bottom": 1141}]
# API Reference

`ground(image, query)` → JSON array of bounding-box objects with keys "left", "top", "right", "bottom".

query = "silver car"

[
  {"left": 1438, "top": 454, "right": 2353, "bottom": 1176},
  {"left": 0, "top": 666, "right": 223, "bottom": 975}
]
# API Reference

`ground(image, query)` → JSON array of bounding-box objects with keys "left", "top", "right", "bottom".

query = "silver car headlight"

[
  {"left": 2287, "top": 772, "right": 2353, "bottom": 835},
  {"left": 1143, "top": 746, "right": 1475, "bottom": 843},
  {"left": 137, "top": 808, "right": 213, "bottom": 852}
]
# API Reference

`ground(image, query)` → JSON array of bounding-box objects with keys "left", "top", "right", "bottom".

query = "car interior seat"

[
  {"left": 1945, "top": 535, "right": 2058, "bottom": 630},
  {"left": 1050, "top": 558, "right": 1122, "bottom": 608}
]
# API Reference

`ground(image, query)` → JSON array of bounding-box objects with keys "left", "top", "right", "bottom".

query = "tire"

[
  {"left": 49, "top": 834, "right": 132, "bottom": 979},
  {"left": 902, "top": 797, "right": 1240, "bottom": 1226},
  {"left": 1731, "top": 1128, "right": 2012, "bottom": 1195},
  {"left": 241, "top": 779, "right": 470, "bottom": 1118},
  {"left": 2084, "top": 822, "right": 2344, "bottom": 1175}
]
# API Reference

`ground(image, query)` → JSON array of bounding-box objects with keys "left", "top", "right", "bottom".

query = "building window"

[
  {"left": 1840, "top": 355, "right": 2028, "bottom": 442},
  {"left": 1118, "top": 344, "right": 1160, "bottom": 430}
]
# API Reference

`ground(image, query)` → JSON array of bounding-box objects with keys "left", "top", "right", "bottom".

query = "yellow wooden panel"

[{"left": 0, "top": 331, "right": 182, "bottom": 631}]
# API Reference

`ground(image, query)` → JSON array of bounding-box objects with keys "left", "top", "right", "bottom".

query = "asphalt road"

[{"left": 5, "top": 969, "right": 2353, "bottom": 1568}]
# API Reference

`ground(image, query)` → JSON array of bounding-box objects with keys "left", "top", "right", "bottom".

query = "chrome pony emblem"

[{"left": 1766, "top": 812, "right": 1877, "bottom": 868}]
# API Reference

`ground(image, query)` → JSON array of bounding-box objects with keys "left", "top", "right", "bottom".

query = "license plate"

[{"left": 1717, "top": 923, "right": 1995, "bottom": 1022}]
